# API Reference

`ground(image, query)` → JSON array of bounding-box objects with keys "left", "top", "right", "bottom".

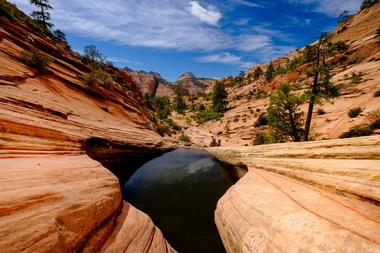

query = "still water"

[{"left": 123, "top": 149, "right": 233, "bottom": 253}]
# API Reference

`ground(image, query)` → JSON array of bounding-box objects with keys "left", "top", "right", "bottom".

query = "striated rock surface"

[
  {"left": 175, "top": 72, "right": 214, "bottom": 96},
  {"left": 127, "top": 70, "right": 215, "bottom": 98},
  {"left": 0, "top": 6, "right": 176, "bottom": 252},
  {"left": 207, "top": 136, "right": 380, "bottom": 253},
  {"left": 0, "top": 152, "right": 176, "bottom": 253}
]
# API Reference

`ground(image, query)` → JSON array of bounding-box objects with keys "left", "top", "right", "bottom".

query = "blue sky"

[{"left": 11, "top": 0, "right": 362, "bottom": 81}]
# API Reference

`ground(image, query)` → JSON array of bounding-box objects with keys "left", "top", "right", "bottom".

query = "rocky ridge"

[{"left": 127, "top": 69, "right": 215, "bottom": 98}]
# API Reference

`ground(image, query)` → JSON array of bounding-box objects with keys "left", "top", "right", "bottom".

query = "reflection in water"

[{"left": 123, "top": 149, "right": 233, "bottom": 253}]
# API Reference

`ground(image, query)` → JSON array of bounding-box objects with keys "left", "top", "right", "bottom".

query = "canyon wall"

[
  {"left": 0, "top": 9, "right": 177, "bottom": 252},
  {"left": 207, "top": 136, "right": 380, "bottom": 253}
]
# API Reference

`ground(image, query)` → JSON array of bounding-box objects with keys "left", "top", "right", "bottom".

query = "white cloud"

[
  {"left": 286, "top": 0, "right": 361, "bottom": 16},
  {"left": 107, "top": 57, "right": 143, "bottom": 65},
  {"left": 197, "top": 53, "right": 254, "bottom": 68},
  {"left": 189, "top": 1, "right": 222, "bottom": 26},
  {"left": 237, "top": 35, "right": 272, "bottom": 51},
  {"left": 11, "top": 0, "right": 295, "bottom": 67},
  {"left": 12, "top": 0, "right": 229, "bottom": 51},
  {"left": 235, "top": 0, "right": 261, "bottom": 8}
]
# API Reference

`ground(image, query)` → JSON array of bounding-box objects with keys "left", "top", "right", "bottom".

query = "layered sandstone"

[
  {"left": 207, "top": 136, "right": 380, "bottom": 253},
  {"left": 0, "top": 152, "right": 176, "bottom": 253},
  {"left": 0, "top": 8, "right": 176, "bottom": 252},
  {"left": 175, "top": 72, "right": 214, "bottom": 96}
]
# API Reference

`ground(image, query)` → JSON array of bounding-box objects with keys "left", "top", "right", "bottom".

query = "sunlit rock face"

[
  {"left": 124, "top": 149, "right": 233, "bottom": 253},
  {"left": 207, "top": 136, "right": 380, "bottom": 253}
]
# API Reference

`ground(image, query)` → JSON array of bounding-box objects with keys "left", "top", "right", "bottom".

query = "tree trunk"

[
  {"left": 40, "top": 5, "right": 46, "bottom": 28},
  {"left": 304, "top": 38, "right": 322, "bottom": 141}
]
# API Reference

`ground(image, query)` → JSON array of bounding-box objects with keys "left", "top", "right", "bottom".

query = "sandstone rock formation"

[
  {"left": 0, "top": 7, "right": 176, "bottom": 252},
  {"left": 126, "top": 69, "right": 215, "bottom": 98},
  {"left": 125, "top": 69, "right": 176, "bottom": 98},
  {"left": 175, "top": 72, "right": 214, "bottom": 96},
  {"left": 0, "top": 152, "right": 176, "bottom": 253},
  {"left": 207, "top": 136, "right": 380, "bottom": 253}
]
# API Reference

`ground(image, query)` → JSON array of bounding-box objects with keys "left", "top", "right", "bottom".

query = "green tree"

[
  {"left": 30, "top": 0, "right": 53, "bottom": 29},
  {"left": 338, "top": 11, "right": 352, "bottom": 24},
  {"left": 143, "top": 93, "right": 153, "bottom": 110},
  {"left": 253, "top": 67, "right": 264, "bottom": 80},
  {"left": 239, "top": 71, "right": 245, "bottom": 80},
  {"left": 52, "top": 29, "right": 67, "bottom": 44},
  {"left": 83, "top": 45, "right": 103, "bottom": 63},
  {"left": 152, "top": 96, "right": 171, "bottom": 119},
  {"left": 304, "top": 33, "right": 342, "bottom": 141},
  {"left": 212, "top": 81, "right": 228, "bottom": 113},
  {"left": 267, "top": 84, "right": 305, "bottom": 142},
  {"left": 265, "top": 62, "right": 275, "bottom": 81},
  {"left": 361, "top": 0, "right": 379, "bottom": 10},
  {"left": 175, "top": 94, "right": 186, "bottom": 114}
]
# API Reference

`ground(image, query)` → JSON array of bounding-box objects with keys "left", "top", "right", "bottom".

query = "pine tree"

[
  {"left": 174, "top": 86, "right": 187, "bottom": 114},
  {"left": 265, "top": 62, "right": 275, "bottom": 81},
  {"left": 304, "top": 33, "right": 341, "bottom": 141},
  {"left": 338, "top": 11, "right": 352, "bottom": 24},
  {"left": 52, "top": 29, "right": 67, "bottom": 44},
  {"left": 361, "top": 0, "right": 379, "bottom": 10},
  {"left": 253, "top": 67, "right": 264, "bottom": 80},
  {"left": 267, "top": 84, "right": 305, "bottom": 142},
  {"left": 212, "top": 81, "right": 228, "bottom": 113},
  {"left": 30, "top": 0, "right": 53, "bottom": 29}
]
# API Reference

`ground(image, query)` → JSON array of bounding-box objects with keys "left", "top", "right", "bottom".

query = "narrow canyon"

[{"left": 0, "top": 1, "right": 380, "bottom": 253}]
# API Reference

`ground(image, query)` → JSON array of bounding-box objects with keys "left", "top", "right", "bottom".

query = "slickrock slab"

[
  {"left": 100, "top": 202, "right": 176, "bottom": 253},
  {"left": 207, "top": 136, "right": 380, "bottom": 253},
  {"left": 0, "top": 153, "right": 175, "bottom": 253}
]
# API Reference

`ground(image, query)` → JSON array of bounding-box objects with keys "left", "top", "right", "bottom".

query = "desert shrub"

[
  {"left": 374, "top": 89, "right": 380, "bottom": 97},
  {"left": 233, "top": 115, "right": 240, "bottom": 122},
  {"left": 96, "top": 69, "right": 113, "bottom": 87},
  {"left": 253, "top": 133, "right": 266, "bottom": 145},
  {"left": 349, "top": 72, "right": 363, "bottom": 84},
  {"left": 253, "top": 128, "right": 285, "bottom": 145},
  {"left": 340, "top": 125, "right": 373, "bottom": 138},
  {"left": 209, "top": 137, "right": 221, "bottom": 147},
  {"left": 224, "top": 122, "right": 230, "bottom": 132},
  {"left": 179, "top": 132, "right": 191, "bottom": 142},
  {"left": 348, "top": 107, "right": 363, "bottom": 118},
  {"left": 317, "top": 108, "right": 327, "bottom": 115},
  {"left": 83, "top": 69, "right": 113, "bottom": 87},
  {"left": 367, "top": 109, "right": 380, "bottom": 128},
  {"left": 196, "top": 109, "right": 223, "bottom": 124},
  {"left": 164, "top": 118, "right": 181, "bottom": 131},
  {"left": 334, "top": 41, "right": 349, "bottom": 53},
  {"left": 254, "top": 114, "right": 268, "bottom": 127},
  {"left": 254, "top": 90, "right": 268, "bottom": 99},
  {"left": 83, "top": 72, "right": 97, "bottom": 86},
  {"left": 20, "top": 48, "right": 51, "bottom": 73},
  {"left": 155, "top": 124, "right": 170, "bottom": 137}
]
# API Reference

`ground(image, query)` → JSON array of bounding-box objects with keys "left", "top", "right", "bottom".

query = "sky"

[{"left": 10, "top": 0, "right": 362, "bottom": 81}]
